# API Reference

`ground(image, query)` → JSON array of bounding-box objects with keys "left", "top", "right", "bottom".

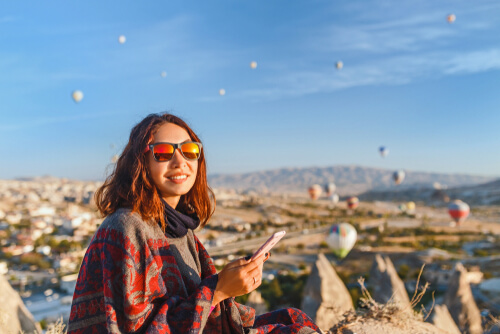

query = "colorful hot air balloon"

[
  {"left": 336, "top": 61, "right": 343, "bottom": 70},
  {"left": 379, "top": 146, "right": 389, "bottom": 158},
  {"left": 326, "top": 223, "right": 357, "bottom": 259},
  {"left": 308, "top": 184, "right": 322, "bottom": 200},
  {"left": 118, "top": 35, "right": 126, "bottom": 44},
  {"left": 346, "top": 196, "right": 359, "bottom": 209},
  {"left": 111, "top": 155, "right": 119, "bottom": 163},
  {"left": 406, "top": 201, "right": 416, "bottom": 212},
  {"left": 160, "top": 71, "right": 167, "bottom": 78},
  {"left": 398, "top": 203, "right": 407, "bottom": 212},
  {"left": 250, "top": 61, "right": 258, "bottom": 69},
  {"left": 330, "top": 194, "right": 340, "bottom": 204},
  {"left": 219, "top": 89, "right": 226, "bottom": 96},
  {"left": 393, "top": 170, "right": 405, "bottom": 185},
  {"left": 324, "top": 182, "right": 336, "bottom": 196},
  {"left": 448, "top": 200, "right": 470, "bottom": 225},
  {"left": 72, "top": 90, "right": 84, "bottom": 103},
  {"left": 447, "top": 14, "right": 456, "bottom": 23}
]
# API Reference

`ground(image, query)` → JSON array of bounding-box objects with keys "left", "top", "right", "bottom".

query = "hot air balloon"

[
  {"left": 447, "top": 14, "right": 456, "bottom": 23},
  {"left": 308, "top": 184, "right": 322, "bottom": 200},
  {"left": 72, "top": 90, "right": 84, "bottom": 103},
  {"left": 406, "top": 201, "right": 416, "bottom": 212},
  {"left": 324, "top": 182, "right": 336, "bottom": 196},
  {"left": 393, "top": 170, "right": 405, "bottom": 185},
  {"left": 219, "top": 89, "right": 226, "bottom": 96},
  {"left": 336, "top": 61, "right": 343, "bottom": 70},
  {"left": 118, "top": 35, "right": 126, "bottom": 44},
  {"left": 379, "top": 146, "right": 389, "bottom": 158},
  {"left": 398, "top": 203, "right": 407, "bottom": 212},
  {"left": 330, "top": 194, "right": 340, "bottom": 204},
  {"left": 448, "top": 200, "right": 469, "bottom": 225},
  {"left": 326, "top": 223, "right": 357, "bottom": 259},
  {"left": 160, "top": 71, "right": 167, "bottom": 78},
  {"left": 111, "top": 155, "right": 119, "bottom": 163},
  {"left": 250, "top": 61, "right": 258, "bottom": 69},
  {"left": 346, "top": 196, "right": 359, "bottom": 209}
]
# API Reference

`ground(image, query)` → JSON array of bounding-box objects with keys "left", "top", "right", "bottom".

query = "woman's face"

[{"left": 146, "top": 122, "right": 198, "bottom": 208}]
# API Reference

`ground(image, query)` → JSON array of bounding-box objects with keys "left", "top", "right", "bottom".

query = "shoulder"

[{"left": 95, "top": 208, "right": 163, "bottom": 244}]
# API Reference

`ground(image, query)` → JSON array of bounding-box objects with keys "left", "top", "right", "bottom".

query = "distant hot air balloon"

[
  {"left": 379, "top": 146, "right": 389, "bottom": 158},
  {"left": 448, "top": 200, "right": 469, "bottom": 225},
  {"left": 324, "top": 182, "right": 336, "bottom": 196},
  {"left": 118, "top": 35, "right": 126, "bottom": 44},
  {"left": 219, "top": 89, "right": 226, "bottom": 96},
  {"left": 330, "top": 194, "right": 340, "bottom": 205},
  {"left": 393, "top": 170, "right": 405, "bottom": 185},
  {"left": 250, "top": 61, "right": 258, "bottom": 69},
  {"left": 406, "top": 201, "right": 416, "bottom": 212},
  {"left": 326, "top": 223, "right": 357, "bottom": 259},
  {"left": 447, "top": 14, "right": 456, "bottom": 23},
  {"left": 398, "top": 203, "right": 407, "bottom": 212},
  {"left": 336, "top": 61, "right": 343, "bottom": 70},
  {"left": 72, "top": 90, "right": 84, "bottom": 103},
  {"left": 346, "top": 196, "right": 359, "bottom": 209},
  {"left": 308, "top": 184, "right": 322, "bottom": 200},
  {"left": 111, "top": 155, "right": 119, "bottom": 163},
  {"left": 160, "top": 71, "right": 167, "bottom": 78}
]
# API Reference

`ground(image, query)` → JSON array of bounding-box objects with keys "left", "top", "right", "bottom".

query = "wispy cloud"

[{"left": 226, "top": 48, "right": 500, "bottom": 101}]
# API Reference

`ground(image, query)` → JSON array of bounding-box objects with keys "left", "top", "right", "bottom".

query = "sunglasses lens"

[
  {"left": 181, "top": 142, "right": 201, "bottom": 160},
  {"left": 153, "top": 144, "right": 174, "bottom": 161}
]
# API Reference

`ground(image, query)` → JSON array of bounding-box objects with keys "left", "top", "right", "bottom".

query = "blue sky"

[{"left": 0, "top": 0, "right": 499, "bottom": 180}]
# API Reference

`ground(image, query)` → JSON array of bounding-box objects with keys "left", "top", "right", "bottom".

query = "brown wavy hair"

[{"left": 94, "top": 113, "right": 215, "bottom": 230}]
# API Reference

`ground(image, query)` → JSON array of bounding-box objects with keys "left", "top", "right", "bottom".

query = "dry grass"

[
  {"left": 44, "top": 318, "right": 67, "bottom": 334},
  {"left": 485, "top": 315, "right": 500, "bottom": 334},
  {"left": 327, "top": 265, "right": 432, "bottom": 334}
]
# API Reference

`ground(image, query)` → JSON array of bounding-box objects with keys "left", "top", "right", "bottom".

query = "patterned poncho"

[{"left": 68, "top": 208, "right": 320, "bottom": 333}]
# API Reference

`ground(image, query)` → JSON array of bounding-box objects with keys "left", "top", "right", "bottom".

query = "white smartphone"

[{"left": 250, "top": 231, "right": 286, "bottom": 261}]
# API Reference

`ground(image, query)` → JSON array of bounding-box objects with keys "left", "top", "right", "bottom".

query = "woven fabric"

[{"left": 67, "top": 208, "right": 320, "bottom": 333}]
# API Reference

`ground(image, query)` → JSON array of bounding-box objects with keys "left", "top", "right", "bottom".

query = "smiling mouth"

[{"left": 168, "top": 175, "right": 187, "bottom": 180}]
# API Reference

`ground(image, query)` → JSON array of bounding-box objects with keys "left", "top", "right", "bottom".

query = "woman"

[{"left": 68, "top": 113, "right": 321, "bottom": 334}]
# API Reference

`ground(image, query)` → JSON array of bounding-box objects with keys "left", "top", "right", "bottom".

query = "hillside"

[
  {"left": 358, "top": 178, "right": 500, "bottom": 205},
  {"left": 208, "top": 165, "right": 495, "bottom": 196}
]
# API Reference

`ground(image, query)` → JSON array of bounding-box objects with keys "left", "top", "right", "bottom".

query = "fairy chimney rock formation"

[
  {"left": 301, "top": 253, "right": 354, "bottom": 330},
  {"left": 328, "top": 316, "right": 450, "bottom": 334},
  {"left": 443, "top": 263, "right": 483, "bottom": 334},
  {"left": 369, "top": 254, "right": 411, "bottom": 308},
  {"left": 246, "top": 290, "right": 268, "bottom": 316},
  {"left": 0, "top": 273, "right": 41, "bottom": 334},
  {"left": 427, "top": 304, "right": 461, "bottom": 334}
]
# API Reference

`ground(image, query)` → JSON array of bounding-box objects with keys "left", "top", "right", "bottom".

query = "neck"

[{"left": 163, "top": 196, "right": 180, "bottom": 209}]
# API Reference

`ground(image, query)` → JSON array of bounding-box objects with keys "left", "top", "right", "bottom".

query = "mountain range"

[{"left": 207, "top": 165, "right": 496, "bottom": 196}]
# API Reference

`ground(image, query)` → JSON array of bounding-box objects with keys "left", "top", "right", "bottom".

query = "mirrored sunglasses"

[{"left": 145, "top": 141, "right": 203, "bottom": 162}]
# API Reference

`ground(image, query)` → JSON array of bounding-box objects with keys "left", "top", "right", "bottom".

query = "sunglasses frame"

[{"left": 145, "top": 141, "right": 203, "bottom": 162}]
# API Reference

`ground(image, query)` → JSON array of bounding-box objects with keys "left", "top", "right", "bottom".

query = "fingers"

[{"left": 224, "top": 257, "right": 251, "bottom": 269}]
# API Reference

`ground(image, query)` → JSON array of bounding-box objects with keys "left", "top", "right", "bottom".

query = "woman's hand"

[{"left": 212, "top": 252, "right": 270, "bottom": 306}]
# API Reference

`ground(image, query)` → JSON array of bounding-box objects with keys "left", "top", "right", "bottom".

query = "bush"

[{"left": 397, "top": 264, "right": 410, "bottom": 279}]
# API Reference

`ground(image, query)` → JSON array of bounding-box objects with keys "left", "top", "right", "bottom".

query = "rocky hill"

[
  {"left": 0, "top": 273, "right": 41, "bottom": 334},
  {"left": 358, "top": 178, "right": 500, "bottom": 205},
  {"left": 208, "top": 165, "right": 494, "bottom": 196}
]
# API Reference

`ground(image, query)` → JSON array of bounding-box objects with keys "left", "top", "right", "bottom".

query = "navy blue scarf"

[{"left": 161, "top": 200, "right": 200, "bottom": 238}]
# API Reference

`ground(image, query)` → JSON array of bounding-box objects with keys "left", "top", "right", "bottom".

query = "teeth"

[{"left": 169, "top": 175, "right": 187, "bottom": 180}]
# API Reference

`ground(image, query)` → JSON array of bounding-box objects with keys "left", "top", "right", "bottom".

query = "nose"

[{"left": 169, "top": 147, "right": 187, "bottom": 167}]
